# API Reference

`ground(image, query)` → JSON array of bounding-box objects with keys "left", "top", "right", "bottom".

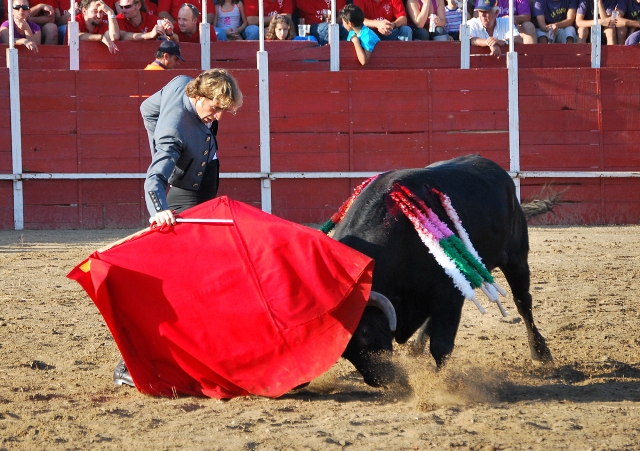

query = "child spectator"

[
  {"left": 244, "top": 0, "right": 293, "bottom": 40},
  {"left": 340, "top": 3, "right": 380, "bottom": 65},
  {"left": 215, "top": 0, "right": 247, "bottom": 40},
  {"left": 533, "top": 0, "right": 578, "bottom": 43},
  {"left": 445, "top": 0, "right": 468, "bottom": 40},
  {"left": 0, "top": 0, "right": 42, "bottom": 52},
  {"left": 266, "top": 13, "right": 293, "bottom": 40}
]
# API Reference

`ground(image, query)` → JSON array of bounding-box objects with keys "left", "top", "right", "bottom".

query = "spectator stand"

[{"left": 2, "top": 0, "right": 640, "bottom": 230}]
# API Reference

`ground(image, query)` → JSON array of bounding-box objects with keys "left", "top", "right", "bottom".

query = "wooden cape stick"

[{"left": 97, "top": 219, "right": 234, "bottom": 253}]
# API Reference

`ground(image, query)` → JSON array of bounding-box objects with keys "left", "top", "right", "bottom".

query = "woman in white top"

[{"left": 215, "top": 0, "right": 247, "bottom": 40}]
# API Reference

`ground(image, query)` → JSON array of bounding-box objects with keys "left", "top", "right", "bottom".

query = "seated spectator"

[
  {"left": 355, "top": 0, "right": 413, "bottom": 40},
  {"left": 144, "top": 39, "right": 183, "bottom": 68},
  {"left": 533, "top": 0, "right": 578, "bottom": 43},
  {"left": 468, "top": 0, "right": 522, "bottom": 55},
  {"left": 407, "top": 0, "right": 449, "bottom": 41},
  {"left": 445, "top": 0, "right": 470, "bottom": 40},
  {"left": 626, "top": 27, "right": 640, "bottom": 43},
  {"left": 497, "top": 0, "right": 536, "bottom": 43},
  {"left": 158, "top": 0, "right": 214, "bottom": 24},
  {"left": 75, "top": 0, "right": 120, "bottom": 53},
  {"left": 295, "top": 0, "right": 349, "bottom": 45},
  {"left": 215, "top": 0, "right": 247, "bottom": 40},
  {"left": 265, "top": 13, "right": 293, "bottom": 39},
  {"left": 117, "top": 0, "right": 176, "bottom": 40},
  {"left": 174, "top": 2, "right": 217, "bottom": 42},
  {"left": 615, "top": 0, "right": 640, "bottom": 43},
  {"left": 27, "top": 2, "right": 58, "bottom": 44},
  {"left": 244, "top": 0, "right": 293, "bottom": 40},
  {"left": 0, "top": 0, "right": 42, "bottom": 52},
  {"left": 340, "top": 4, "right": 379, "bottom": 65},
  {"left": 575, "top": 0, "right": 617, "bottom": 43}
]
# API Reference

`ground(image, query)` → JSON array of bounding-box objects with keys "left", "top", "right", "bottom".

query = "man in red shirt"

[
  {"left": 243, "top": 0, "right": 293, "bottom": 39},
  {"left": 295, "top": 0, "right": 349, "bottom": 44},
  {"left": 173, "top": 3, "right": 217, "bottom": 42},
  {"left": 117, "top": 0, "right": 177, "bottom": 40},
  {"left": 75, "top": 0, "right": 120, "bottom": 52},
  {"left": 158, "top": 0, "right": 214, "bottom": 24},
  {"left": 354, "top": 0, "right": 413, "bottom": 40}
]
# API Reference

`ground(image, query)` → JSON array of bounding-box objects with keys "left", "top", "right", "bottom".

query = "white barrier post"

[
  {"left": 69, "top": 0, "right": 79, "bottom": 70},
  {"left": 257, "top": 0, "right": 271, "bottom": 213},
  {"left": 507, "top": 0, "right": 520, "bottom": 201},
  {"left": 591, "top": 0, "right": 601, "bottom": 68},
  {"left": 7, "top": 49, "right": 23, "bottom": 230},
  {"left": 460, "top": 0, "right": 470, "bottom": 69},
  {"left": 329, "top": 0, "right": 339, "bottom": 71},
  {"left": 201, "top": 0, "right": 211, "bottom": 70}
]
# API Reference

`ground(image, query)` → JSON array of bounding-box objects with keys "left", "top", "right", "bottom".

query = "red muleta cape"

[{"left": 68, "top": 197, "right": 373, "bottom": 399}]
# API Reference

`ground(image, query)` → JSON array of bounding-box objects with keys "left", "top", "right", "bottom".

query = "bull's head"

[{"left": 342, "top": 291, "right": 397, "bottom": 387}]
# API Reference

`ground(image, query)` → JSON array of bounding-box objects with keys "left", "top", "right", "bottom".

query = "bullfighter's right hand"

[{"left": 151, "top": 209, "right": 176, "bottom": 227}]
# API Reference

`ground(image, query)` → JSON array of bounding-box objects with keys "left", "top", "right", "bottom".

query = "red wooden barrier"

[
  {"left": 2, "top": 64, "right": 640, "bottom": 229},
  {"left": 2, "top": 40, "right": 640, "bottom": 72}
]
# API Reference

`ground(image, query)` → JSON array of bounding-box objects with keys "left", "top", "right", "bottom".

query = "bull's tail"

[{"left": 521, "top": 188, "right": 565, "bottom": 220}]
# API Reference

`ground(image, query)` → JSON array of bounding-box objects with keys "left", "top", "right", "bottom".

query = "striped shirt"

[
  {"left": 467, "top": 16, "right": 520, "bottom": 41},
  {"left": 445, "top": 6, "right": 463, "bottom": 33}
]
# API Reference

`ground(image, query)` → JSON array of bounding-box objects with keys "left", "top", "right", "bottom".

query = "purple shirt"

[
  {"left": 618, "top": 0, "right": 640, "bottom": 21},
  {"left": 577, "top": 0, "right": 619, "bottom": 18},
  {"left": 0, "top": 19, "right": 41, "bottom": 41},
  {"left": 498, "top": 0, "right": 531, "bottom": 17},
  {"left": 534, "top": 0, "right": 579, "bottom": 23}
]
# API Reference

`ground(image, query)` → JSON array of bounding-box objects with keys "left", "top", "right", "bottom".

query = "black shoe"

[{"left": 113, "top": 359, "right": 135, "bottom": 387}]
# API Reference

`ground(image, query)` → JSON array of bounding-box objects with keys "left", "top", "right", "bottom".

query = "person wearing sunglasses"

[
  {"left": 0, "top": 0, "right": 44, "bottom": 52},
  {"left": 116, "top": 0, "right": 177, "bottom": 41},
  {"left": 74, "top": 0, "right": 120, "bottom": 53}
]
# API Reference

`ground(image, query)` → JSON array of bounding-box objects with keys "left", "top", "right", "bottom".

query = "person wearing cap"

[
  {"left": 113, "top": 69, "right": 243, "bottom": 388},
  {"left": 468, "top": 0, "right": 521, "bottom": 56},
  {"left": 533, "top": 0, "right": 578, "bottom": 43},
  {"left": 144, "top": 39, "right": 184, "bottom": 69}
]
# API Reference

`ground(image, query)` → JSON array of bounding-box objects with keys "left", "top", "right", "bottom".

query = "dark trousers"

[{"left": 166, "top": 159, "right": 220, "bottom": 213}]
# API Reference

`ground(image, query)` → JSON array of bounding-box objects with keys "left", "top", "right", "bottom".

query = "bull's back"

[{"left": 333, "top": 155, "right": 522, "bottom": 269}]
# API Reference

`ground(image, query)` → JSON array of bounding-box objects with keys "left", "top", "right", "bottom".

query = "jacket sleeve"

[
  {"left": 141, "top": 91, "right": 162, "bottom": 156},
  {"left": 143, "top": 127, "right": 185, "bottom": 217}
]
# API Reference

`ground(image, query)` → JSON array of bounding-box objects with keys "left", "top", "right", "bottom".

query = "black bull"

[{"left": 335, "top": 155, "right": 554, "bottom": 386}]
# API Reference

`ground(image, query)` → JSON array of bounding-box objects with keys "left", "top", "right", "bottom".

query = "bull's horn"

[{"left": 367, "top": 291, "right": 397, "bottom": 332}]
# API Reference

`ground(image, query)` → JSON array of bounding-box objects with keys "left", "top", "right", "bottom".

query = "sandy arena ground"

[{"left": 1, "top": 225, "right": 639, "bottom": 450}]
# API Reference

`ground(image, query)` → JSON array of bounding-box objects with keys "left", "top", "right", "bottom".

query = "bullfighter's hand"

[{"left": 151, "top": 209, "right": 176, "bottom": 227}]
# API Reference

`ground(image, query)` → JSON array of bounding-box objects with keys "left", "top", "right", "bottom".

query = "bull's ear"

[{"left": 367, "top": 291, "right": 397, "bottom": 332}]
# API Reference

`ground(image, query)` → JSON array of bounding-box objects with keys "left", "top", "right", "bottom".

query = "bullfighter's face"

[{"left": 194, "top": 97, "right": 225, "bottom": 124}]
